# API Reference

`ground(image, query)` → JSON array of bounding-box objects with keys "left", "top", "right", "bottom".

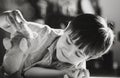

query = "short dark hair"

[{"left": 65, "top": 14, "right": 114, "bottom": 60}]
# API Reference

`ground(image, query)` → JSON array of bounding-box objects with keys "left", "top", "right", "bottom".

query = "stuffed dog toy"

[{"left": 0, "top": 10, "right": 38, "bottom": 74}]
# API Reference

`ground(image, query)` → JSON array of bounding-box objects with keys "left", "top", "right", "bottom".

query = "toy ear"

[
  {"left": 19, "top": 38, "right": 28, "bottom": 52},
  {"left": 3, "top": 38, "right": 12, "bottom": 50},
  {"left": 0, "top": 11, "right": 11, "bottom": 30}
]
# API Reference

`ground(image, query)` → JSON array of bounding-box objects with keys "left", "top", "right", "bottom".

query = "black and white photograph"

[{"left": 0, "top": 0, "right": 119, "bottom": 78}]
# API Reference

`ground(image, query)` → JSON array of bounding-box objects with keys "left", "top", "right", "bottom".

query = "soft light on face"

[{"left": 56, "top": 30, "right": 87, "bottom": 65}]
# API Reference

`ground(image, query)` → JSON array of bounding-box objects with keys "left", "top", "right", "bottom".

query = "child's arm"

[
  {"left": 24, "top": 67, "right": 90, "bottom": 78},
  {"left": 64, "top": 68, "right": 90, "bottom": 78},
  {"left": 24, "top": 67, "right": 65, "bottom": 78}
]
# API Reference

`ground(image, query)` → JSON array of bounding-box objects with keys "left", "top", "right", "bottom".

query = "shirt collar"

[{"left": 48, "top": 36, "right": 59, "bottom": 55}]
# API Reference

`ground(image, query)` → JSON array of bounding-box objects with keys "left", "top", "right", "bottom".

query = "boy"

[{"left": 0, "top": 10, "right": 114, "bottom": 78}]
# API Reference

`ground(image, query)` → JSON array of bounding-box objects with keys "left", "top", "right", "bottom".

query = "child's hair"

[{"left": 65, "top": 14, "right": 114, "bottom": 60}]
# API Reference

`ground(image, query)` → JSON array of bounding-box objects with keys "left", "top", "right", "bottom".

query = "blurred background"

[{"left": 0, "top": 0, "right": 120, "bottom": 77}]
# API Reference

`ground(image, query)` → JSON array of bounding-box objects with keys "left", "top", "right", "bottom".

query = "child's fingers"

[
  {"left": 64, "top": 74, "right": 69, "bottom": 78},
  {"left": 77, "top": 70, "right": 84, "bottom": 78},
  {"left": 74, "top": 69, "right": 90, "bottom": 78},
  {"left": 74, "top": 69, "right": 83, "bottom": 78}
]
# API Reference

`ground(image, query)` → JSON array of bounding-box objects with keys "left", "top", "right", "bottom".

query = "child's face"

[{"left": 56, "top": 30, "right": 88, "bottom": 65}]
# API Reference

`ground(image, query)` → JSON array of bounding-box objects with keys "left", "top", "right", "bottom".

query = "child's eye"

[
  {"left": 75, "top": 51, "right": 84, "bottom": 57},
  {"left": 75, "top": 51, "right": 81, "bottom": 57}
]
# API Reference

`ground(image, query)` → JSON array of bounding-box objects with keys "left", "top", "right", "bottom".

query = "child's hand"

[
  {"left": 64, "top": 74, "right": 69, "bottom": 78},
  {"left": 74, "top": 69, "right": 89, "bottom": 78},
  {"left": 64, "top": 69, "right": 90, "bottom": 78}
]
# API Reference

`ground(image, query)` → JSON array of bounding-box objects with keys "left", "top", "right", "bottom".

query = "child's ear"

[{"left": 19, "top": 38, "right": 28, "bottom": 52}]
